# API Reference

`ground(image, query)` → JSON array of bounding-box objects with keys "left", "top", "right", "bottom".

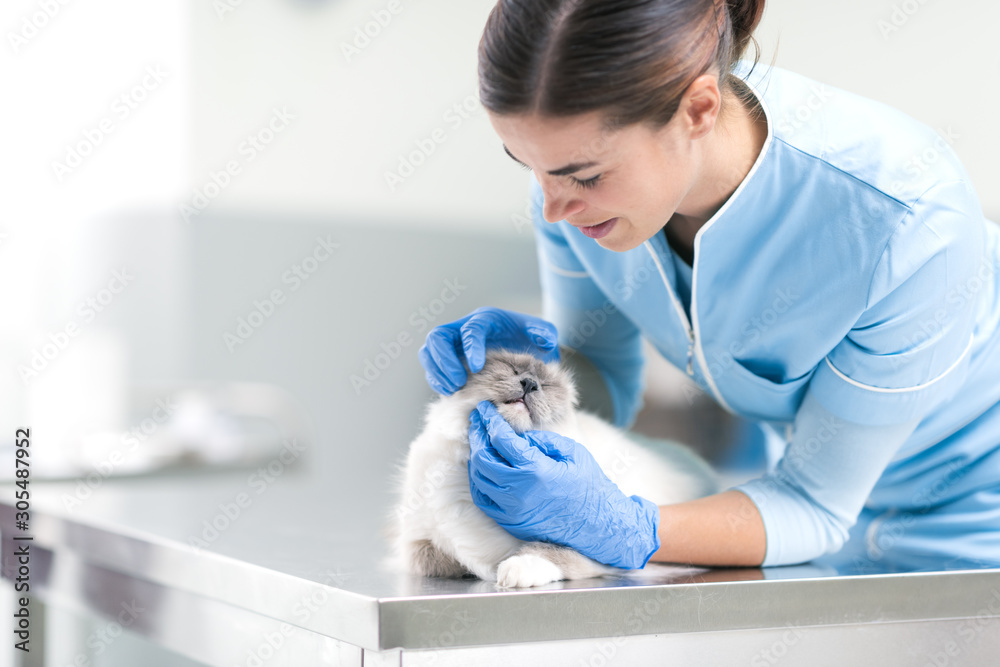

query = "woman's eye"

[{"left": 572, "top": 174, "right": 602, "bottom": 190}]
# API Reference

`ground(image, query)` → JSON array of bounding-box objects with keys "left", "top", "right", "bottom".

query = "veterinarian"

[{"left": 419, "top": 0, "right": 1000, "bottom": 571}]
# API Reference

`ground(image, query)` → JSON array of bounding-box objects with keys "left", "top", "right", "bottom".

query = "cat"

[{"left": 384, "top": 348, "right": 719, "bottom": 588}]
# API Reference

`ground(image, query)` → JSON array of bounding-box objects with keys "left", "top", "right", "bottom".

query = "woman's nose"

[{"left": 540, "top": 182, "right": 585, "bottom": 223}]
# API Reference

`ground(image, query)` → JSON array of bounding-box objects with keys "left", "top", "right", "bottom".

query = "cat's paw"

[{"left": 496, "top": 554, "right": 563, "bottom": 588}]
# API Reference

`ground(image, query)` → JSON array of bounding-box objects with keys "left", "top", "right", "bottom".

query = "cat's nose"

[{"left": 520, "top": 377, "right": 539, "bottom": 394}]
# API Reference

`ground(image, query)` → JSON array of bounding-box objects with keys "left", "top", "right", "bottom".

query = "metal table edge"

[
  {"left": 372, "top": 568, "right": 1000, "bottom": 650},
  {"left": 5, "top": 502, "right": 1000, "bottom": 653},
  {"left": 0, "top": 501, "right": 383, "bottom": 650}
]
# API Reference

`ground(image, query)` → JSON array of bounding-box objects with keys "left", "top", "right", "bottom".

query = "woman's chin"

[{"left": 597, "top": 233, "right": 640, "bottom": 253}]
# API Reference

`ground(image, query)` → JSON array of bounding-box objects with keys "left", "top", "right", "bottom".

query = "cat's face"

[{"left": 456, "top": 349, "right": 578, "bottom": 434}]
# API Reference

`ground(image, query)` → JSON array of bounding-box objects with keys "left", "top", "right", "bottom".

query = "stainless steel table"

[{"left": 3, "top": 466, "right": 1000, "bottom": 667}]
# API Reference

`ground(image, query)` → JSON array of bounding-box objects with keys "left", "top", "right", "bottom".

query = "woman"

[{"left": 419, "top": 0, "right": 1000, "bottom": 571}]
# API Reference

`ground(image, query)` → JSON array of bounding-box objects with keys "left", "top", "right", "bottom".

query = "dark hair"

[{"left": 478, "top": 0, "right": 767, "bottom": 131}]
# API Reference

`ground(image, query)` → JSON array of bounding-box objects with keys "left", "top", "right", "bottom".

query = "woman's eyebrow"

[{"left": 502, "top": 144, "right": 599, "bottom": 176}]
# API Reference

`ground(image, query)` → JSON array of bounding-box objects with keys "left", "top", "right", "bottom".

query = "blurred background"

[
  {"left": 1, "top": 0, "right": 999, "bottom": 663},
  {"left": 3, "top": 0, "right": 1000, "bottom": 492},
  {"left": 3, "top": 0, "right": 998, "bottom": 486}
]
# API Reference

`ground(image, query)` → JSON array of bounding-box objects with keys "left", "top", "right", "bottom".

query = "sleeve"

[
  {"left": 529, "top": 174, "right": 647, "bottom": 429},
  {"left": 809, "top": 179, "right": 982, "bottom": 426},
  {"left": 734, "top": 179, "right": 986, "bottom": 565},
  {"left": 734, "top": 391, "right": 921, "bottom": 565}
]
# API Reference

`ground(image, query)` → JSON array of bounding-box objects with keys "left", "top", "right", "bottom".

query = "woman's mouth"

[{"left": 578, "top": 217, "right": 618, "bottom": 239}]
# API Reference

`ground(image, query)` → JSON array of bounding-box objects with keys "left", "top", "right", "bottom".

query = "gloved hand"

[
  {"left": 467, "top": 400, "right": 661, "bottom": 570},
  {"left": 418, "top": 306, "right": 560, "bottom": 395}
]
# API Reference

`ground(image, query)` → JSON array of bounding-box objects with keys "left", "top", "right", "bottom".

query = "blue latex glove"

[
  {"left": 418, "top": 306, "right": 560, "bottom": 395},
  {"left": 467, "top": 400, "right": 661, "bottom": 570}
]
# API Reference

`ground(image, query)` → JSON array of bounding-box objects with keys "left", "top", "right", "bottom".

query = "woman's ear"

[{"left": 678, "top": 72, "right": 724, "bottom": 141}]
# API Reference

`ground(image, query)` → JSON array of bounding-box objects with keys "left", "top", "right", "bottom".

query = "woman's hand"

[
  {"left": 418, "top": 307, "right": 560, "bottom": 394},
  {"left": 467, "top": 400, "right": 661, "bottom": 570}
]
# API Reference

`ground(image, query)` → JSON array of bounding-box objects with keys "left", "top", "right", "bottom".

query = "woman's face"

[{"left": 488, "top": 108, "right": 701, "bottom": 252}]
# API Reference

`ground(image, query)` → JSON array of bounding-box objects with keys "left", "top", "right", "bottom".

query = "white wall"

[
  {"left": 1, "top": 0, "right": 188, "bottom": 467},
  {"left": 186, "top": 0, "right": 519, "bottom": 233},
  {"left": 187, "top": 0, "right": 1000, "bottom": 232},
  {"left": 753, "top": 0, "right": 1000, "bottom": 218},
  {"left": 4, "top": 0, "right": 998, "bottom": 464}
]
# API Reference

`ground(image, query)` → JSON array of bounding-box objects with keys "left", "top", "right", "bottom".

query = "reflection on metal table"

[{"left": 2, "top": 466, "right": 999, "bottom": 666}]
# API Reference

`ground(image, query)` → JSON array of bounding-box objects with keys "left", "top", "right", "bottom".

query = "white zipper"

[
  {"left": 689, "top": 231, "right": 734, "bottom": 414},
  {"left": 642, "top": 240, "right": 696, "bottom": 376},
  {"left": 635, "top": 70, "right": 771, "bottom": 415},
  {"left": 643, "top": 238, "right": 734, "bottom": 414}
]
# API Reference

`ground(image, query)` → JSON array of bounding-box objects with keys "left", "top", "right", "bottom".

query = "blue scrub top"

[{"left": 530, "top": 60, "right": 1000, "bottom": 567}]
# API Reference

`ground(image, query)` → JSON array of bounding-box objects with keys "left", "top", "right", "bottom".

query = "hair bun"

[{"left": 727, "top": 0, "right": 766, "bottom": 57}]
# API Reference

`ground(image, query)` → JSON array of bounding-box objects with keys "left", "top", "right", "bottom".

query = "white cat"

[{"left": 385, "top": 348, "right": 718, "bottom": 588}]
